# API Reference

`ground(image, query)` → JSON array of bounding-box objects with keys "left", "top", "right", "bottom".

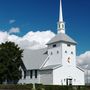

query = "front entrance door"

[{"left": 66, "top": 78, "right": 72, "bottom": 85}]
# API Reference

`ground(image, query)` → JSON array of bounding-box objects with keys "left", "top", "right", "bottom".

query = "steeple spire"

[
  {"left": 59, "top": 0, "right": 63, "bottom": 22},
  {"left": 57, "top": 0, "right": 65, "bottom": 34}
]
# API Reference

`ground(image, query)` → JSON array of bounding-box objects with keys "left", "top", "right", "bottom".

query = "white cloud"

[
  {"left": 77, "top": 51, "right": 90, "bottom": 83},
  {"left": 22, "top": 31, "right": 55, "bottom": 48},
  {"left": 9, "top": 27, "right": 20, "bottom": 34},
  {"left": 0, "top": 31, "right": 8, "bottom": 43},
  {"left": 19, "top": 30, "right": 55, "bottom": 49},
  {"left": 9, "top": 20, "right": 16, "bottom": 24},
  {"left": 77, "top": 51, "right": 90, "bottom": 69},
  {"left": 0, "top": 29, "right": 55, "bottom": 49}
]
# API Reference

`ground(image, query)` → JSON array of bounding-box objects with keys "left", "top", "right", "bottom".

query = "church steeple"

[{"left": 57, "top": 0, "right": 65, "bottom": 34}]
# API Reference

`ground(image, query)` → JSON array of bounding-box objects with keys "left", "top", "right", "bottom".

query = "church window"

[
  {"left": 24, "top": 71, "right": 26, "bottom": 79},
  {"left": 61, "top": 80, "right": 63, "bottom": 85},
  {"left": 26, "top": 70, "right": 30, "bottom": 76},
  {"left": 53, "top": 44, "right": 56, "bottom": 48},
  {"left": 67, "top": 44, "right": 71, "bottom": 47},
  {"left": 57, "top": 51, "right": 59, "bottom": 54},
  {"left": 62, "top": 24, "right": 64, "bottom": 29},
  {"left": 65, "top": 51, "right": 67, "bottom": 53},
  {"left": 51, "top": 52, "right": 53, "bottom": 55},
  {"left": 35, "top": 70, "right": 37, "bottom": 78},
  {"left": 59, "top": 24, "right": 60, "bottom": 28},
  {"left": 30, "top": 70, "right": 33, "bottom": 79},
  {"left": 71, "top": 51, "right": 73, "bottom": 54}
]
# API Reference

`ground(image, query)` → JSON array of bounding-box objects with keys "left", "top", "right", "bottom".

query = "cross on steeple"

[{"left": 57, "top": 0, "right": 65, "bottom": 34}]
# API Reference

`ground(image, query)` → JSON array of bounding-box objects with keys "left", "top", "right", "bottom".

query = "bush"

[
  {"left": 44, "top": 85, "right": 90, "bottom": 90},
  {"left": 0, "top": 84, "right": 89, "bottom": 90},
  {"left": 0, "top": 84, "right": 33, "bottom": 90},
  {"left": 35, "top": 84, "right": 45, "bottom": 90}
]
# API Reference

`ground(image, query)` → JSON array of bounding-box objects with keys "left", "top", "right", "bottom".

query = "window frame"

[
  {"left": 35, "top": 70, "right": 37, "bottom": 78},
  {"left": 30, "top": 70, "right": 33, "bottom": 79},
  {"left": 67, "top": 44, "right": 71, "bottom": 47},
  {"left": 53, "top": 44, "right": 56, "bottom": 48}
]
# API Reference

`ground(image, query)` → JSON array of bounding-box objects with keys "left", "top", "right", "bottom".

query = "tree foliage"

[{"left": 0, "top": 41, "right": 23, "bottom": 84}]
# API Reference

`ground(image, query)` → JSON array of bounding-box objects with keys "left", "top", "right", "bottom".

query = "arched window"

[
  {"left": 24, "top": 71, "right": 26, "bottom": 79},
  {"left": 65, "top": 51, "right": 67, "bottom": 53},
  {"left": 30, "top": 70, "right": 33, "bottom": 79},
  {"left": 51, "top": 52, "right": 53, "bottom": 55},
  {"left": 57, "top": 51, "right": 59, "bottom": 54},
  {"left": 35, "top": 70, "right": 37, "bottom": 78},
  {"left": 71, "top": 51, "right": 73, "bottom": 54}
]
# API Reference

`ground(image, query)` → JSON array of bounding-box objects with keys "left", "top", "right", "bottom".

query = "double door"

[{"left": 66, "top": 78, "right": 72, "bottom": 85}]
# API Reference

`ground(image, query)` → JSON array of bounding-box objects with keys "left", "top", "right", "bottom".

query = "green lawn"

[{"left": 0, "top": 84, "right": 89, "bottom": 90}]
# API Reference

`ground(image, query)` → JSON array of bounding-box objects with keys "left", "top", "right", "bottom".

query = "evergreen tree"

[{"left": 0, "top": 41, "right": 23, "bottom": 84}]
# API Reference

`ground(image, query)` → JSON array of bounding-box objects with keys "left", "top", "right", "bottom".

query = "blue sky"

[{"left": 0, "top": 0, "right": 90, "bottom": 55}]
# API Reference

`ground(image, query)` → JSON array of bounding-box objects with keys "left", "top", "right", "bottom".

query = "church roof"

[
  {"left": 47, "top": 33, "right": 77, "bottom": 45},
  {"left": 41, "top": 64, "right": 62, "bottom": 70},
  {"left": 22, "top": 48, "right": 48, "bottom": 70}
]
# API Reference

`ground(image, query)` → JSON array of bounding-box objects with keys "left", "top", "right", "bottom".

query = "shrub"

[{"left": 0, "top": 84, "right": 33, "bottom": 90}]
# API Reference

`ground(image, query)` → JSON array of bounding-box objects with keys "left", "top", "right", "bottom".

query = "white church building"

[{"left": 19, "top": 0, "right": 85, "bottom": 85}]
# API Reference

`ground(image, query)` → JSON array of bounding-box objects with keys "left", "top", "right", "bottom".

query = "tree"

[{"left": 0, "top": 41, "right": 23, "bottom": 84}]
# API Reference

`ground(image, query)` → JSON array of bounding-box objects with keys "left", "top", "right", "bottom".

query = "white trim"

[
  {"left": 40, "top": 55, "right": 51, "bottom": 69},
  {"left": 53, "top": 64, "right": 62, "bottom": 70},
  {"left": 76, "top": 66, "right": 85, "bottom": 72}
]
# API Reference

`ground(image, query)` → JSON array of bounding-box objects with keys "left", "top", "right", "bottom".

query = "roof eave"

[
  {"left": 40, "top": 64, "right": 62, "bottom": 70},
  {"left": 47, "top": 40, "right": 77, "bottom": 45},
  {"left": 76, "top": 66, "right": 85, "bottom": 72}
]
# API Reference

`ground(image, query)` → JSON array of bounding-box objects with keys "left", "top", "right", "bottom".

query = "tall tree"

[{"left": 0, "top": 41, "right": 23, "bottom": 84}]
